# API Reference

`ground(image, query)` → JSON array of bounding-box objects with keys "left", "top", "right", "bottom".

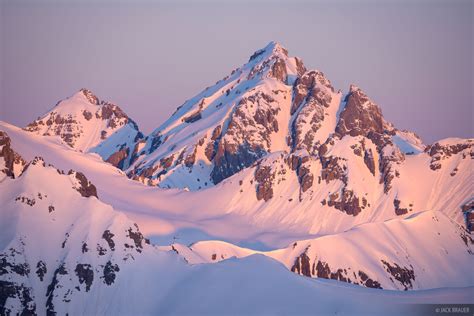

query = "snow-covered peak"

[
  {"left": 248, "top": 41, "right": 289, "bottom": 62},
  {"left": 126, "top": 42, "right": 311, "bottom": 189},
  {"left": 349, "top": 84, "right": 361, "bottom": 93},
  {"left": 25, "top": 90, "right": 143, "bottom": 167},
  {"left": 72, "top": 88, "right": 100, "bottom": 105}
]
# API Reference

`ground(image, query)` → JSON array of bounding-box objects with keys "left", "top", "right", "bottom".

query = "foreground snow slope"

[{"left": 1, "top": 136, "right": 471, "bottom": 315}]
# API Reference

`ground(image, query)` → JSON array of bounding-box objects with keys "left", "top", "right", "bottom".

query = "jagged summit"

[
  {"left": 349, "top": 84, "right": 361, "bottom": 93},
  {"left": 76, "top": 88, "right": 100, "bottom": 105},
  {"left": 124, "top": 42, "right": 425, "bottom": 192}
]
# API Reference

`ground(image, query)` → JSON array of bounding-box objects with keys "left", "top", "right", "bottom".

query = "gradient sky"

[{"left": 1, "top": 0, "right": 472, "bottom": 143}]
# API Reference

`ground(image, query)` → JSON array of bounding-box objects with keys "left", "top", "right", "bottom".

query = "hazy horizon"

[{"left": 1, "top": 0, "right": 472, "bottom": 143}]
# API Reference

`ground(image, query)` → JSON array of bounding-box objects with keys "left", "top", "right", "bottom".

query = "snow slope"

[
  {"left": 167, "top": 210, "right": 473, "bottom": 290},
  {"left": 1, "top": 121, "right": 473, "bottom": 248},
  {"left": 2, "top": 133, "right": 471, "bottom": 315}
]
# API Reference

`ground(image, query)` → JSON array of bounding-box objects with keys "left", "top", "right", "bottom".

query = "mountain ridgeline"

[{"left": 25, "top": 42, "right": 473, "bottom": 230}]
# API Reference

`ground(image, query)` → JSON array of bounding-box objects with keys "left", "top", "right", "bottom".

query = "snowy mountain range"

[{"left": 1, "top": 42, "right": 473, "bottom": 315}]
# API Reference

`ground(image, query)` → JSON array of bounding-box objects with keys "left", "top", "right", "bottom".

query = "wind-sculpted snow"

[{"left": 168, "top": 211, "right": 473, "bottom": 290}]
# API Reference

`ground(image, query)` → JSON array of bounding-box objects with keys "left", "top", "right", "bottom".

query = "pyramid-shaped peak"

[
  {"left": 349, "top": 84, "right": 362, "bottom": 93},
  {"left": 73, "top": 88, "right": 100, "bottom": 105},
  {"left": 264, "top": 41, "right": 288, "bottom": 55},
  {"left": 249, "top": 41, "right": 289, "bottom": 62}
]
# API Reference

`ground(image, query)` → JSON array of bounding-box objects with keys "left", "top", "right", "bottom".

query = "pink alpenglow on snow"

[{"left": 0, "top": 40, "right": 472, "bottom": 315}]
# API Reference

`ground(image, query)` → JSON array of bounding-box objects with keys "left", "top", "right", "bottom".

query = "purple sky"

[{"left": 1, "top": 0, "right": 472, "bottom": 143}]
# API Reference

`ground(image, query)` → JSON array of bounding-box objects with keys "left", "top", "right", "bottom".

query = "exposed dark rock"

[
  {"left": 0, "top": 280, "right": 36, "bottom": 315},
  {"left": 211, "top": 125, "right": 222, "bottom": 141},
  {"left": 461, "top": 201, "right": 474, "bottom": 232},
  {"left": 0, "top": 255, "right": 30, "bottom": 276},
  {"left": 102, "top": 261, "right": 120, "bottom": 285},
  {"left": 298, "top": 165, "right": 313, "bottom": 193},
  {"left": 46, "top": 264, "right": 68, "bottom": 314},
  {"left": 290, "top": 251, "right": 311, "bottom": 277},
  {"left": 183, "top": 111, "right": 202, "bottom": 123},
  {"left": 82, "top": 110, "right": 93, "bottom": 120},
  {"left": 358, "top": 271, "right": 382, "bottom": 289},
  {"left": 0, "top": 131, "right": 26, "bottom": 179},
  {"left": 314, "top": 260, "right": 351, "bottom": 284},
  {"left": 80, "top": 88, "right": 99, "bottom": 105},
  {"left": 249, "top": 48, "right": 265, "bottom": 61},
  {"left": 426, "top": 141, "right": 473, "bottom": 171},
  {"left": 211, "top": 142, "right": 266, "bottom": 185},
  {"left": 291, "top": 70, "right": 333, "bottom": 115},
  {"left": 270, "top": 57, "right": 288, "bottom": 82},
  {"left": 320, "top": 156, "right": 347, "bottom": 184},
  {"left": 184, "top": 147, "right": 197, "bottom": 168},
  {"left": 127, "top": 225, "right": 146, "bottom": 253},
  {"left": 294, "top": 57, "right": 306, "bottom": 76},
  {"left": 335, "top": 86, "right": 390, "bottom": 138},
  {"left": 327, "top": 189, "right": 366, "bottom": 216},
  {"left": 97, "top": 244, "right": 107, "bottom": 256},
  {"left": 149, "top": 134, "right": 163, "bottom": 154},
  {"left": 381, "top": 260, "right": 415, "bottom": 290},
  {"left": 394, "top": 199, "right": 409, "bottom": 216},
  {"left": 106, "top": 148, "right": 129, "bottom": 169},
  {"left": 36, "top": 261, "right": 47, "bottom": 281},
  {"left": 160, "top": 154, "right": 175, "bottom": 169},
  {"left": 102, "top": 230, "right": 115, "bottom": 251},
  {"left": 69, "top": 170, "right": 98, "bottom": 198},
  {"left": 82, "top": 242, "right": 89, "bottom": 253},
  {"left": 75, "top": 264, "right": 94, "bottom": 292},
  {"left": 459, "top": 230, "right": 474, "bottom": 251},
  {"left": 254, "top": 164, "right": 275, "bottom": 202},
  {"left": 379, "top": 147, "right": 404, "bottom": 194},
  {"left": 15, "top": 196, "right": 36, "bottom": 207},
  {"left": 61, "top": 233, "right": 69, "bottom": 248},
  {"left": 209, "top": 91, "right": 281, "bottom": 184},
  {"left": 364, "top": 148, "right": 376, "bottom": 176},
  {"left": 289, "top": 71, "right": 334, "bottom": 153}
]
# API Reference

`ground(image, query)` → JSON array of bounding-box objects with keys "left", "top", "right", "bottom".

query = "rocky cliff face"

[
  {"left": 0, "top": 131, "right": 26, "bottom": 181},
  {"left": 124, "top": 42, "right": 429, "bottom": 198},
  {"left": 25, "top": 88, "right": 143, "bottom": 169}
]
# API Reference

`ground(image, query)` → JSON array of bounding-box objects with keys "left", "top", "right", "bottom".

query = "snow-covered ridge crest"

[{"left": 168, "top": 210, "right": 473, "bottom": 290}]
